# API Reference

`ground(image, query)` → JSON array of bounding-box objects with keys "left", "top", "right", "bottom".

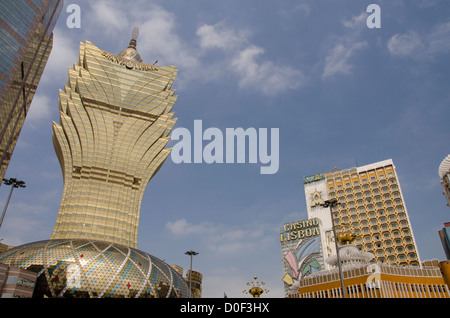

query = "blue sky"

[{"left": 1, "top": 0, "right": 450, "bottom": 298}]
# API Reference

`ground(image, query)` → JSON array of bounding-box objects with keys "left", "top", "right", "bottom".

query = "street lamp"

[
  {"left": 185, "top": 250, "right": 198, "bottom": 297},
  {"left": 0, "top": 178, "right": 26, "bottom": 230},
  {"left": 320, "top": 198, "right": 346, "bottom": 298}
]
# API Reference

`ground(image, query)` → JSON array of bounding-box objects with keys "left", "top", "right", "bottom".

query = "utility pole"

[{"left": 320, "top": 198, "right": 346, "bottom": 298}]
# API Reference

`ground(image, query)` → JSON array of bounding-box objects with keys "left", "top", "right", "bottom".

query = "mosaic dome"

[{"left": 0, "top": 239, "right": 191, "bottom": 298}]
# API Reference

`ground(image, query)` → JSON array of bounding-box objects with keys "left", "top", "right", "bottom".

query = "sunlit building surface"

[
  {"left": 288, "top": 262, "right": 450, "bottom": 298},
  {"left": 286, "top": 235, "right": 449, "bottom": 298},
  {"left": 50, "top": 35, "right": 178, "bottom": 248},
  {"left": 439, "top": 154, "right": 450, "bottom": 207},
  {"left": 0, "top": 30, "right": 191, "bottom": 298},
  {"left": 186, "top": 270, "right": 203, "bottom": 298},
  {"left": 286, "top": 159, "right": 450, "bottom": 298},
  {"left": 0, "top": 263, "right": 38, "bottom": 298},
  {"left": 0, "top": 0, "right": 62, "bottom": 180},
  {"left": 439, "top": 222, "right": 450, "bottom": 260},
  {"left": 303, "top": 159, "right": 421, "bottom": 268},
  {"left": 0, "top": 240, "right": 189, "bottom": 298}
]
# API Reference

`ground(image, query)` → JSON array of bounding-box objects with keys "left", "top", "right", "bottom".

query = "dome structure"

[
  {"left": 326, "top": 244, "right": 374, "bottom": 270},
  {"left": 0, "top": 239, "right": 191, "bottom": 298},
  {"left": 118, "top": 27, "right": 143, "bottom": 64},
  {"left": 439, "top": 154, "right": 450, "bottom": 179}
]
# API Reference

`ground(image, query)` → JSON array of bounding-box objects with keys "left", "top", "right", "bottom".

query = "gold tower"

[{"left": 51, "top": 29, "right": 178, "bottom": 248}]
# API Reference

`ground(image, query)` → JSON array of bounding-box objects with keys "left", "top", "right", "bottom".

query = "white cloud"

[
  {"left": 197, "top": 22, "right": 249, "bottom": 51},
  {"left": 65, "top": 2, "right": 303, "bottom": 94},
  {"left": 322, "top": 41, "right": 367, "bottom": 79},
  {"left": 85, "top": 1, "right": 199, "bottom": 71},
  {"left": 295, "top": 3, "right": 311, "bottom": 16},
  {"left": 342, "top": 12, "right": 367, "bottom": 29},
  {"left": 165, "top": 218, "right": 272, "bottom": 255},
  {"left": 428, "top": 21, "right": 450, "bottom": 55},
  {"left": 26, "top": 94, "right": 52, "bottom": 128},
  {"left": 231, "top": 46, "right": 303, "bottom": 95},
  {"left": 166, "top": 218, "right": 215, "bottom": 236},
  {"left": 321, "top": 11, "right": 368, "bottom": 80},
  {"left": 387, "top": 31, "right": 423, "bottom": 57},
  {"left": 41, "top": 29, "right": 78, "bottom": 85},
  {"left": 198, "top": 21, "right": 304, "bottom": 95},
  {"left": 137, "top": 7, "right": 200, "bottom": 70},
  {"left": 89, "top": 1, "right": 126, "bottom": 32},
  {"left": 388, "top": 21, "right": 450, "bottom": 59}
]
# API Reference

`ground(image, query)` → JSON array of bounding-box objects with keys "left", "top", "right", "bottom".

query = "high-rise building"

[
  {"left": 439, "top": 222, "right": 450, "bottom": 260},
  {"left": 303, "top": 159, "right": 421, "bottom": 268},
  {"left": 439, "top": 154, "right": 450, "bottom": 207},
  {"left": 0, "top": 29, "right": 191, "bottom": 298},
  {"left": 0, "top": 0, "right": 63, "bottom": 180},
  {"left": 50, "top": 29, "right": 178, "bottom": 248}
]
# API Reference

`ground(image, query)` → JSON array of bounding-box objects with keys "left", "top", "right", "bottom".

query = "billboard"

[{"left": 280, "top": 218, "right": 324, "bottom": 296}]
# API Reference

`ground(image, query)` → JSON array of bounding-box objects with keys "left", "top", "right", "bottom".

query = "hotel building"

[
  {"left": 0, "top": 29, "right": 191, "bottom": 298},
  {"left": 49, "top": 32, "right": 178, "bottom": 248},
  {"left": 0, "top": 0, "right": 62, "bottom": 180},
  {"left": 303, "top": 159, "right": 421, "bottom": 269}
]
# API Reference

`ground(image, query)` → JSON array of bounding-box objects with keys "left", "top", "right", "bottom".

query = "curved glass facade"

[
  {"left": 0, "top": 239, "right": 191, "bottom": 298},
  {"left": 0, "top": 0, "right": 63, "bottom": 179}
]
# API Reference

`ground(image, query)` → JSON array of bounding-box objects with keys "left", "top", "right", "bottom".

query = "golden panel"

[
  {"left": 0, "top": 239, "right": 190, "bottom": 298},
  {"left": 326, "top": 162, "right": 420, "bottom": 267},
  {"left": 51, "top": 41, "right": 178, "bottom": 248}
]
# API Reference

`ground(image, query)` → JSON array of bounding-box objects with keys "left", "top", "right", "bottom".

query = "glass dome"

[
  {"left": 118, "top": 47, "right": 143, "bottom": 63},
  {"left": 118, "top": 27, "right": 143, "bottom": 63},
  {"left": 0, "top": 239, "right": 191, "bottom": 298}
]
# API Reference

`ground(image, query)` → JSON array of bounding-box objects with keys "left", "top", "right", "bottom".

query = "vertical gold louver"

[{"left": 51, "top": 40, "right": 178, "bottom": 248}]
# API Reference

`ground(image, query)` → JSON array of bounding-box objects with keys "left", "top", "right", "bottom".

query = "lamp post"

[
  {"left": 185, "top": 250, "right": 198, "bottom": 297},
  {"left": 320, "top": 198, "right": 346, "bottom": 298},
  {"left": 0, "top": 178, "right": 26, "bottom": 230}
]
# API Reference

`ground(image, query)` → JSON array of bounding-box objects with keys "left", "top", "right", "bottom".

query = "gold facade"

[
  {"left": 326, "top": 161, "right": 421, "bottom": 267},
  {"left": 186, "top": 270, "right": 203, "bottom": 298},
  {"left": 0, "top": 239, "right": 190, "bottom": 298},
  {"left": 0, "top": 0, "right": 62, "bottom": 179},
  {"left": 51, "top": 40, "right": 178, "bottom": 248}
]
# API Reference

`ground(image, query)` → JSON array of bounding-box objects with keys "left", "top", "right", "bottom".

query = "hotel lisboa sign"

[
  {"left": 280, "top": 217, "right": 323, "bottom": 294},
  {"left": 280, "top": 218, "right": 320, "bottom": 242}
]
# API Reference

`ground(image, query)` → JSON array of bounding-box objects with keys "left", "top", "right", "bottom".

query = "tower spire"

[
  {"left": 118, "top": 26, "right": 143, "bottom": 63},
  {"left": 129, "top": 27, "right": 139, "bottom": 49}
]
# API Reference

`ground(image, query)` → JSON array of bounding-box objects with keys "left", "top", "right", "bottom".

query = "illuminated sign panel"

[
  {"left": 303, "top": 173, "right": 325, "bottom": 184},
  {"left": 280, "top": 218, "right": 324, "bottom": 297},
  {"left": 280, "top": 218, "right": 320, "bottom": 242}
]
